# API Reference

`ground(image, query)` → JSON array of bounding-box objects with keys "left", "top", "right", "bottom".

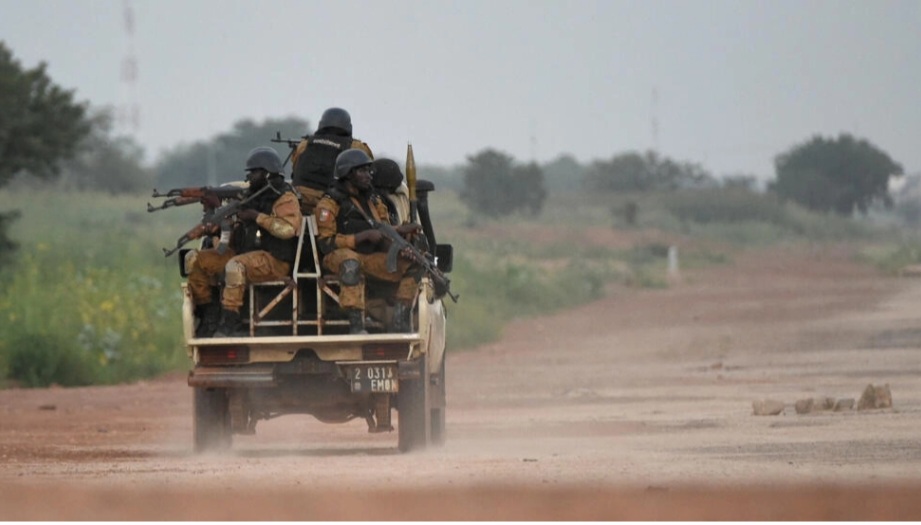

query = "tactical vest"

[
  {"left": 328, "top": 186, "right": 381, "bottom": 254},
  {"left": 233, "top": 180, "right": 298, "bottom": 263},
  {"left": 292, "top": 134, "right": 354, "bottom": 190},
  {"left": 378, "top": 191, "right": 400, "bottom": 225}
]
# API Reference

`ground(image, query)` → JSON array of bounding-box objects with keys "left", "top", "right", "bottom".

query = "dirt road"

[{"left": 2, "top": 244, "right": 921, "bottom": 520}]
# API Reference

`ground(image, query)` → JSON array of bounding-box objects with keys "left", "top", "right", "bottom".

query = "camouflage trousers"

[
  {"left": 187, "top": 248, "right": 291, "bottom": 312},
  {"left": 322, "top": 248, "right": 418, "bottom": 311}
]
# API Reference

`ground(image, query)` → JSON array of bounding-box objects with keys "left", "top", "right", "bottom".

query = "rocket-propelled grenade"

[{"left": 406, "top": 142, "right": 418, "bottom": 222}]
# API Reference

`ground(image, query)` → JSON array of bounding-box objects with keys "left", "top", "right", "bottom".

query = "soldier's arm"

[
  {"left": 351, "top": 139, "right": 373, "bottom": 159},
  {"left": 255, "top": 192, "right": 302, "bottom": 240},
  {"left": 315, "top": 198, "right": 359, "bottom": 254}
]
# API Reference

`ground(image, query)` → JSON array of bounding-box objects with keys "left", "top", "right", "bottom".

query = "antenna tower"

[
  {"left": 529, "top": 118, "right": 537, "bottom": 162},
  {"left": 119, "top": 0, "right": 140, "bottom": 134},
  {"left": 650, "top": 87, "right": 659, "bottom": 154}
]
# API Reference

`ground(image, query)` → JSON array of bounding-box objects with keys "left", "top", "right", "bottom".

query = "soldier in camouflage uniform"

[
  {"left": 372, "top": 157, "right": 411, "bottom": 225},
  {"left": 290, "top": 107, "right": 373, "bottom": 214},
  {"left": 314, "top": 149, "right": 421, "bottom": 334},
  {"left": 187, "top": 147, "right": 303, "bottom": 337}
]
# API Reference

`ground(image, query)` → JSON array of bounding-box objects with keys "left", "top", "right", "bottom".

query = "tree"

[
  {"left": 153, "top": 116, "right": 309, "bottom": 189},
  {"left": 0, "top": 42, "right": 90, "bottom": 186},
  {"left": 771, "top": 134, "right": 903, "bottom": 215},
  {"left": 57, "top": 108, "right": 151, "bottom": 194},
  {"left": 417, "top": 164, "right": 463, "bottom": 191},
  {"left": 0, "top": 41, "right": 91, "bottom": 269},
  {"left": 513, "top": 161, "right": 547, "bottom": 216},
  {"left": 721, "top": 174, "right": 759, "bottom": 192},
  {"left": 542, "top": 154, "right": 585, "bottom": 191},
  {"left": 459, "top": 149, "right": 547, "bottom": 218},
  {"left": 583, "top": 151, "right": 714, "bottom": 192}
]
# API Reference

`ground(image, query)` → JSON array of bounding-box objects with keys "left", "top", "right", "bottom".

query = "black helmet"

[
  {"left": 318, "top": 107, "right": 352, "bottom": 135},
  {"left": 372, "top": 158, "right": 404, "bottom": 191},
  {"left": 335, "top": 149, "right": 373, "bottom": 179},
  {"left": 245, "top": 147, "right": 283, "bottom": 174}
]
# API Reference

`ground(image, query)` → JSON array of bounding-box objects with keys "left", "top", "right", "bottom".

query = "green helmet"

[
  {"left": 335, "top": 149, "right": 373, "bottom": 180},
  {"left": 318, "top": 107, "right": 352, "bottom": 135},
  {"left": 245, "top": 147, "right": 283, "bottom": 174}
]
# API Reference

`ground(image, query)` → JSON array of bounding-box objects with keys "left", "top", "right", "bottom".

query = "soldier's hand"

[
  {"left": 355, "top": 229, "right": 383, "bottom": 245},
  {"left": 201, "top": 193, "right": 221, "bottom": 210},
  {"left": 237, "top": 209, "right": 260, "bottom": 222},
  {"left": 395, "top": 223, "right": 421, "bottom": 237}
]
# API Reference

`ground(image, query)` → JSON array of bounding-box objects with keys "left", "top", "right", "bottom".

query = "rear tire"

[
  {"left": 398, "top": 355, "right": 429, "bottom": 452},
  {"left": 193, "top": 387, "right": 231, "bottom": 453}
]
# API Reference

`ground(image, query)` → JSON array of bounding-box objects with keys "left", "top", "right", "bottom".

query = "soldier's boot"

[
  {"left": 213, "top": 309, "right": 244, "bottom": 338},
  {"left": 194, "top": 301, "right": 222, "bottom": 338},
  {"left": 391, "top": 301, "right": 413, "bottom": 333},
  {"left": 346, "top": 308, "right": 367, "bottom": 335}
]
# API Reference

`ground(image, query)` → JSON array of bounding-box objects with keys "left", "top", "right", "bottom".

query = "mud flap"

[{"left": 397, "top": 355, "right": 430, "bottom": 452}]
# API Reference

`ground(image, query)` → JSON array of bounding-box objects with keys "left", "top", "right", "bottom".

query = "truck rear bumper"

[{"left": 188, "top": 364, "right": 277, "bottom": 388}]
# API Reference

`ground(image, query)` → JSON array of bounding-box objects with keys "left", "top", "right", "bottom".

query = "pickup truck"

[{"left": 177, "top": 180, "right": 452, "bottom": 453}]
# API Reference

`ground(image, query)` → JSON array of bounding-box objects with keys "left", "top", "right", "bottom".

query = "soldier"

[
  {"left": 187, "top": 147, "right": 303, "bottom": 337},
  {"left": 290, "top": 107, "right": 373, "bottom": 214},
  {"left": 372, "top": 157, "right": 411, "bottom": 225},
  {"left": 314, "top": 149, "right": 421, "bottom": 334}
]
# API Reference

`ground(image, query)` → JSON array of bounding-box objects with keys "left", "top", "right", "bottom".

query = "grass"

[
  {"left": 0, "top": 190, "right": 192, "bottom": 387},
  {"left": 0, "top": 185, "right": 903, "bottom": 387}
]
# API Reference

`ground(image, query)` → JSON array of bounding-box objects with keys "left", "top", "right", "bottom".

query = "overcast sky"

[{"left": 1, "top": 0, "right": 918, "bottom": 179}]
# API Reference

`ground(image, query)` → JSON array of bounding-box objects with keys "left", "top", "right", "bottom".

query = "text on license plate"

[{"left": 349, "top": 365, "right": 398, "bottom": 393}]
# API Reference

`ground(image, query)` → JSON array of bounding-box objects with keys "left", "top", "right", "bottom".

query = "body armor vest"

[
  {"left": 378, "top": 191, "right": 400, "bottom": 225},
  {"left": 233, "top": 180, "right": 297, "bottom": 263},
  {"left": 328, "top": 186, "right": 381, "bottom": 254},
  {"left": 292, "top": 134, "right": 354, "bottom": 190}
]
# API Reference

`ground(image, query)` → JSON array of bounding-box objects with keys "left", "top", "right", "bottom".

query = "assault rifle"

[
  {"left": 271, "top": 131, "right": 305, "bottom": 169},
  {"left": 147, "top": 185, "right": 246, "bottom": 213},
  {"left": 161, "top": 183, "right": 276, "bottom": 257},
  {"left": 374, "top": 220, "right": 458, "bottom": 303}
]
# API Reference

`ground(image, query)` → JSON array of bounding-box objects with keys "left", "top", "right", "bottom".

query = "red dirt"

[{"left": 3, "top": 243, "right": 921, "bottom": 520}]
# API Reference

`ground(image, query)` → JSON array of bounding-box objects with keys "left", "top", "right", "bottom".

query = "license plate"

[{"left": 348, "top": 364, "right": 399, "bottom": 393}]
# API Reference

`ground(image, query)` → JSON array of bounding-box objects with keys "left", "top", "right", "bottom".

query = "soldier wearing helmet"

[
  {"left": 187, "top": 146, "right": 303, "bottom": 337},
  {"left": 314, "top": 149, "right": 422, "bottom": 334},
  {"left": 290, "top": 107, "right": 374, "bottom": 214},
  {"left": 372, "top": 158, "right": 411, "bottom": 225}
]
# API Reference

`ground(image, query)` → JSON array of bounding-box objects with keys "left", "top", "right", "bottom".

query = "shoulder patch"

[{"left": 318, "top": 208, "right": 332, "bottom": 223}]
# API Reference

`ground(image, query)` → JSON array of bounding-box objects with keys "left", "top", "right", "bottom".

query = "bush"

[
  {"left": 858, "top": 242, "right": 921, "bottom": 275},
  {"left": 0, "top": 189, "right": 189, "bottom": 387},
  {"left": 7, "top": 333, "right": 96, "bottom": 387},
  {"left": 663, "top": 188, "right": 785, "bottom": 224}
]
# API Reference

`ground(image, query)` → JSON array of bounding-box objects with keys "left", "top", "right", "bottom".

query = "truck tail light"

[{"left": 199, "top": 346, "right": 250, "bottom": 364}]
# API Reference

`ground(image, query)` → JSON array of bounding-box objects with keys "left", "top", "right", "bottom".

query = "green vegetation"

[
  {"left": 0, "top": 179, "right": 912, "bottom": 388},
  {"left": 858, "top": 242, "right": 921, "bottom": 276},
  {"left": 153, "top": 116, "right": 309, "bottom": 189},
  {"left": 0, "top": 190, "right": 194, "bottom": 387},
  {"left": 0, "top": 42, "right": 90, "bottom": 187},
  {"left": 771, "top": 133, "right": 903, "bottom": 216},
  {"left": 458, "top": 149, "right": 547, "bottom": 218},
  {"left": 1, "top": 39, "right": 912, "bottom": 389}
]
